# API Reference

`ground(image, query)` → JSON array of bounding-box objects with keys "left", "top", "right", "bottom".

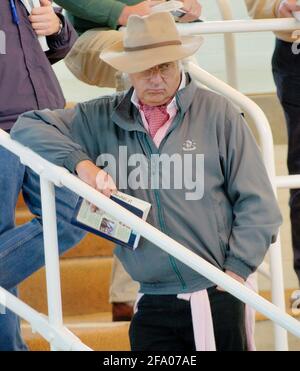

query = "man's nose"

[{"left": 149, "top": 70, "right": 164, "bottom": 84}]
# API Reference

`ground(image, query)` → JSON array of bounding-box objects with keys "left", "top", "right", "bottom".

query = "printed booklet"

[{"left": 72, "top": 191, "right": 151, "bottom": 250}]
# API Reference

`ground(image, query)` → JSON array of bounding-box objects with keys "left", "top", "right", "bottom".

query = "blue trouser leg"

[
  {"left": 0, "top": 167, "right": 86, "bottom": 289},
  {"left": 0, "top": 147, "right": 86, "bottom": 350},
  {"left": 0, "top": 147, "right": 28, "bottom": 351},
  {"left": 272, "top": 38, "right": 300, "bottom": 284}
]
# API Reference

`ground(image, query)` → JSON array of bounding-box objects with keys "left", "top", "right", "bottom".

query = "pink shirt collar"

[{"left": 131, "top": 72, "right": 186, "bottom": 148}]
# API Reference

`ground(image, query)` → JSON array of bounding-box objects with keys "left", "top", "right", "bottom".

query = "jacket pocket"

[{"left": 211, "top": 196, "right": 230, "bottom": 257}]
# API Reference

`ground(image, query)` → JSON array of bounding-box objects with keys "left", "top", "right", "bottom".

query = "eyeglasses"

[{"left": 139, "top": 62, "right": 177, "bottom": 80}]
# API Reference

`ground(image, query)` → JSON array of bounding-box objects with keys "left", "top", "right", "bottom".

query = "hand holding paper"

[
  {"left": 151, "top": 0, "right": 202, "bottom": 23},
  {"left": 177, "top": 0, "right": 202, "bottom": 23},
  {"left": 29, "top": 0, "right": 61, "bottom": 36},
  {"left": 76, "top": 160, "right": 115, "bottom": 194}
]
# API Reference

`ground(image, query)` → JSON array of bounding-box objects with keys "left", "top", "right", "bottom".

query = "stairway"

[{"left": 16, "top": 191, "right": 300, "bottom": 351}]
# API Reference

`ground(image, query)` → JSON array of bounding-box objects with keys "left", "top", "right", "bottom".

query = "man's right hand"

[
  {"left": 118, "top": 1, "right": 163, "bottom": 26},
  {"left": 76, "top": 160, "right": 117, "bottom": 198},
  {"left": 277, "top": 0, "right": 300, "bottom": 17}
]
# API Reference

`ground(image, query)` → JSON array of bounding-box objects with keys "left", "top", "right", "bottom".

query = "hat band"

[{"left": 124, "top": 40, "right": 182, "bottom": 52}]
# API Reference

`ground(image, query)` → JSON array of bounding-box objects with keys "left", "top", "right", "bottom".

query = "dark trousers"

[
  {"left": 129, "top": 287, "right": 247, "bottom": 351},
  {"left": 272, "top": 38, "right": 300, "bottom": 283}
]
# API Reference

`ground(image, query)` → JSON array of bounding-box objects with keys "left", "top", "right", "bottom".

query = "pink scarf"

[{"left": 139, "top": 102, "right": 170, "bottom": 139}]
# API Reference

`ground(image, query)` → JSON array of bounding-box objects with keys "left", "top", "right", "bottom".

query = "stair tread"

[
  {"left": 20, "top": 257, "right": 114, "bottom": 316},
  {"left": 22, "top": 312, "right": 113, "bottom": 327},
  {"left": 22, "top": 317, "right": 130, "bottom": 351},
  {"left": 255, "top": 289, "right": 300, "bottom": 322}
]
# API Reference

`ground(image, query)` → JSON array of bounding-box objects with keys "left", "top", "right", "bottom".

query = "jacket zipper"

[{"left": 143, "top": 130, "right": 187, "bottom": 290}]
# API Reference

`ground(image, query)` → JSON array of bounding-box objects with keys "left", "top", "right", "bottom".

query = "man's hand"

[
  {"left": 118, "top": 1, "right": 163, "bottom": 26},
  {"left": 277, "top": 0, "right": 300, "bottom": 18},
  {"left": 216, "top": 270, "right": 245, "bottom": 292},
  {"left": 177, "top": 0, "right": 202, "bottom": 23},
  {"left": 76, "top": 160, "right": 117, "bottom": 199},
  {"left": 29, "top": 0, "right": 61, "bottom": 36}
]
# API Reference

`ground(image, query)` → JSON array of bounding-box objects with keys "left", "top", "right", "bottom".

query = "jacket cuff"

[
  {"left": 63, "top": 150, "right": 92, "bottom": 173},
  {"left": 223, "top": 256, "right": 254, "bottom": 281},
  {"left": 108, "top": 2, "right": 126, "bottom": 29},
  {"left": 46, "top": 12, "right": 68, "bottom": 44}
]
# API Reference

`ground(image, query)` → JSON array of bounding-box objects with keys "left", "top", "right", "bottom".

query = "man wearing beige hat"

[
  {"left": 57, "top": 0, "right": 203, "bottom": 322},
  {"left": 11, "top": 12, "right": 282, "bottom": 351}
]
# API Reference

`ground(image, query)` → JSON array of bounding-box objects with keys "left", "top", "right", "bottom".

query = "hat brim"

[{"left": 100, "top": 35, "right": 204, "bottom": 74}]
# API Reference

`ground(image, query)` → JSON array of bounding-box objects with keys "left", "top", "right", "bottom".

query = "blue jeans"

[
  {"left": 272, "top": 39, "right": 300, "bottom": 284},
  {"left": 0, "top": 146, "right": 86, "bottom": 350}
]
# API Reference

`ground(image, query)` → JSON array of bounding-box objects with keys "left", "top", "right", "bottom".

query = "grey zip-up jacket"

[{"left": 11, "top": 76, "right": 282, "bottom": 294}]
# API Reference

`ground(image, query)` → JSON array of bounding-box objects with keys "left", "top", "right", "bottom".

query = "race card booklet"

[{"left": 72, "top": 191, "right": 151, "bottom": 250}]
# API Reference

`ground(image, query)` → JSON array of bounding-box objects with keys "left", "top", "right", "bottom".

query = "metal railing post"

[{"left": 40, "top": 176, "right": 64, "bottom": 351}]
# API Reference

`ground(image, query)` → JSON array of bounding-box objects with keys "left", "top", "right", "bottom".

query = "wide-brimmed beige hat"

[{"left": 100, "top": 12, "right": 204, "bottom": 74}]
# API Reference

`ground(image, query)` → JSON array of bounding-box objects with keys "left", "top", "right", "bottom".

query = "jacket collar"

[{"left": 111, "top": 73, "right": 198, "bottom": 132}]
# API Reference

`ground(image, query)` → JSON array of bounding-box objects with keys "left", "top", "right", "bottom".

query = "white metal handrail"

[
  {"left": 0, "top": 130, "right": 300, "bottom": 350},
  {"left": 177, "top": 17, "right": 300, "bottom": 34}
]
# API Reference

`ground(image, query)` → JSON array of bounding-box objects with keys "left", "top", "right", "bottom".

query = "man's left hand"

[
  {"left": 216, "top": 270, "right": 245, "bottom": 292},
  {"left": 29, "top": 0, "right": 61, "bottom": 37},
  {"left": 177, "top": 0, "right": 202, "bottom": 23}
]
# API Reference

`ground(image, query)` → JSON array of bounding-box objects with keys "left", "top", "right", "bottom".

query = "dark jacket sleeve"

[
  {"left": 55, "top": 0, "right": 141, "bottom": 30},
  {"left": 46, "top": 11, "right": 78, "bottom": 64},
  {"left": 219, "top": 102, "right": 283, "bottom": 279}
]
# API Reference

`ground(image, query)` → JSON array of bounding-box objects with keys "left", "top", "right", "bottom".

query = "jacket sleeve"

[
  {"left": 45, "top": 11, "right": 77, "bottom": 64},
  {"left": 245, "top": 0, "right": 281, "bottom": 19},
  {"left": 10, "top": 105, "right": 99, "bottom": 173},
  {"left": 55, "top": 0, "right": 141, "bottom": 30},
  {"left": 220, "top": 102, "right": 282, "bottom": 280}
]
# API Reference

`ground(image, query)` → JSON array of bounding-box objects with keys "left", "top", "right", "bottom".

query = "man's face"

[{"left": 129, "top": 61, "right": 181, "bottom": 106}]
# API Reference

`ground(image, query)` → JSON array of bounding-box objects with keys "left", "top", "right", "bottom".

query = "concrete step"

[
  {"left": 255, "top": 320, "right": 300, "bottom": 351},
  {"left": 256, "top": 289, "right": 300, "bottom": 322},
  {"left": 19, "top": 257, "right": 113, "bottom": 316},
  {"left": 62, "top": 235, "right": 115, "bottom": 259},
  {"left": 22, "top": 316, "right": 130, "bottom": 351}
]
